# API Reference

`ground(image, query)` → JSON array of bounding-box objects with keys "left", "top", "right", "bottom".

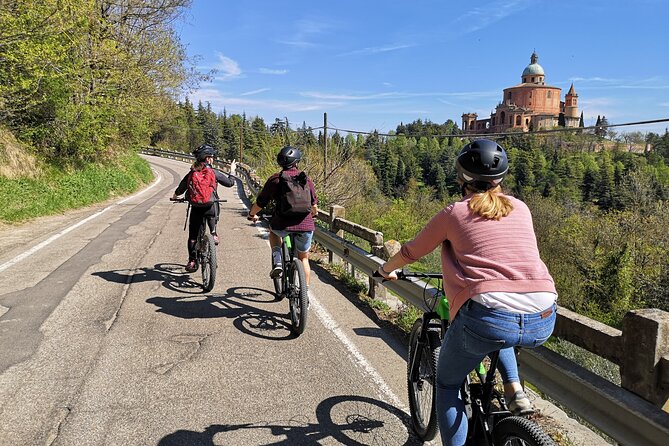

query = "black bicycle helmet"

[
  {"left": 455, "top": 139, "right": 508, "bottom": 191},
  {"left": 192, "top": 144, "right": 217, "bottom": 161},
  {"left": 276, "top": 145, "right": 302, "bottom": 168}
]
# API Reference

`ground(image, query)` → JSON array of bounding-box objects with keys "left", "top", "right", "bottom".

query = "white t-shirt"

[{"left": 472, "top": 291, "right": 556, "bottom": 314}]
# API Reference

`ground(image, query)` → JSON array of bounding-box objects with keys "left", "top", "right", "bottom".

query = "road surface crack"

[
  {"left": 152, "top": 334, "right": 207, "bottom": 375},
  {"left": 45, "top": 406, "right": 71, "bottom": 446}
]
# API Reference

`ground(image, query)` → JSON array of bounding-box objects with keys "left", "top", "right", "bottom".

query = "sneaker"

[
  {"left": 507, "top": 390, "right": 534, "bottom": 416},
  {"left": 270, "top": 263, "right": 282, "bottom": 278},
  {"left": 185, "top": 260, "right": 197, "bottom": 273},
  {"left": 212, "top": 234, "right": 219, "bottom": 245}
]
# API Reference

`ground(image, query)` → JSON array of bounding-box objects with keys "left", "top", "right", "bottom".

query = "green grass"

[{"left": 0, "top": 153, "right": 153, "bottom": 223}]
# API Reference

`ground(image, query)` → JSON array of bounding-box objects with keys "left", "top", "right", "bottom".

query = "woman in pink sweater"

[{"left": 378, "top": 139, "right": 557, "bottom": 446}]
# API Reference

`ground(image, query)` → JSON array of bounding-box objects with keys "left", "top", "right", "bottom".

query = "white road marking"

[
  {"left": 0, "top": 172, "right": 162, "bottom": 273},
  {"left": 249, "top": 216, "right": 406, "bottom": 411}
]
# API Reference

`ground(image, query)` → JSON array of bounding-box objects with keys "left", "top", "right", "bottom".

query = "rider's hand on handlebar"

[
  {"left": 247, "top": 212, "right": 259, "bottom": 224},
  {"left": 377, "top": 265, "right": 398, "bottom": 281}
]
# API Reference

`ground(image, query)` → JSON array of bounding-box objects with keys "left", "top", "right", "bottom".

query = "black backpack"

[{"left": 278, "top": 171, "right": 312, "bottom": 217}]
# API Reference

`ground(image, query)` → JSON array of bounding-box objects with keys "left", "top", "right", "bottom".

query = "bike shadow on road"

[
  {"left": 146, "top": 286, "right": 300, "bottom": 341},
  {"left": 93, "top": 263, "right": 205, "bottom": 294},
  {"left": 156, "top": 394, "right": 421, "bottom": 446}
]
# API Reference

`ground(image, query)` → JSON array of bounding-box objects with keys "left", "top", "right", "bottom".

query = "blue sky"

[{"left": 176, "top": 0, "right": 669, "bottom": 136}]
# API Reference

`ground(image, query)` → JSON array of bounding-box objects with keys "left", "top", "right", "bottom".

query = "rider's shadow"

[
  {"left": 146, "top": 286, "right": 298, "bottom": 341},
  {"left": 93, "top": 263, "right": 203, "bottom": 294}
]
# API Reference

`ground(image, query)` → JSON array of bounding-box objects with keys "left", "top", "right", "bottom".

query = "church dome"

[
  {"left": 522, "top": 63, "right": 544, "bottom": 76},
  {"left": 522, "top": 51, "right": 544, "bottom": 76}
]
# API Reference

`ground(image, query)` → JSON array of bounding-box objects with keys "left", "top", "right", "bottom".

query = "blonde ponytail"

[{"left": 468, "top": 185, "right": 513, "bottom": 220}]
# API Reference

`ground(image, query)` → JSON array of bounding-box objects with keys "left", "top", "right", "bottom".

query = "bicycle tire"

[
  {"left": 288, "top": 258, "right": 308, "bottom": 335},
  {"left": 201, "top": 233, "right": 217, "bottom": 292},
  {"left": 492, "top": 416, "right": 556, "bottom": 446},
  {"left": 407, "top": 319, "right": 441, "bottom": 441}
]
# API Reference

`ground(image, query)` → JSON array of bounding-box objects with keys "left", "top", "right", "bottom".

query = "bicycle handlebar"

[{"left": 372, "top": 269, "right": 442, "bottom": 282}]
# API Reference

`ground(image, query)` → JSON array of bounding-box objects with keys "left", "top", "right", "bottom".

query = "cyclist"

[
  {"left": 171, "top": 144, "right": 237, "bottom": 272},
  {"left": 247, "top": 146, "right": 318, "bottom": 287},
  {"left": 378, "top": 139, "right": 557, "bottom": 446}
]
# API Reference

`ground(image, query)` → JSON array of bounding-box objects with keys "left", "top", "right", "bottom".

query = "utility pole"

[{"left": 323, "top": 112, "right": 327, "bottom": 188}]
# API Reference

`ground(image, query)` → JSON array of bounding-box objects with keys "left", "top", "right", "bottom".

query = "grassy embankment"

[{"left": 0, "top": 130, "right": 153, "bottom": 224}]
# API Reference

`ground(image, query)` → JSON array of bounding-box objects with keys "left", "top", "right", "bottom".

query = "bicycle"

[
  {"left": 258, "top": 214, "right": 309, "bottom": 336},
  {"left": 375, "top": 269, "right": 555, "bottom": 445},
  {"left": 170, "top": 198, "right": 226, "bottom": 292}
]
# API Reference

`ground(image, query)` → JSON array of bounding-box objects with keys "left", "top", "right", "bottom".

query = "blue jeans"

[{"left": 435, "top": 300, "right": 556, "bottom": 446}]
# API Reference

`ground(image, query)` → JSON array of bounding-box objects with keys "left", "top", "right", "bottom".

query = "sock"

[{"left": 272, "top": 247, "right": 282, "bottom": 265}]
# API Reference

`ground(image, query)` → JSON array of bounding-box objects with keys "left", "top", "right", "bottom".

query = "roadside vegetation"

[{"left": 0, "top": 1, "right": 198, "bottom": 223}]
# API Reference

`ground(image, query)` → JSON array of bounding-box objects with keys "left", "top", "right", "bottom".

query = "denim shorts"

[{"left": 270, "top": 229, "right": 314, "bottom": 253}]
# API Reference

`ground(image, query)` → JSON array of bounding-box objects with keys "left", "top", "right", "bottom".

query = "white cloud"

[
  {"left": 301, "top": 90, "right": 498, "bottom": 101},
  {"left": 241, "top": 88, "right": 270, "bottom": 96},
  {"left": 569, "top": 76, "right": 620, "bottom": 83},
  {"left": 454, "top": 0, "right": 532, "bottom": 33},
  {"left": 214, "top": 53, "right": 242, "bottom": 80},
  {"left": 187, "top": 88, "right": 343, "bottom": 114},
  {"left": 259, "top": 68, "right": 289, "bottom": 75},
  {"left": 276, "top": 19, "right": 332, "bottom": 49},
  {"left": 338, "top": 44, "right": 415, "bottom": 57}
]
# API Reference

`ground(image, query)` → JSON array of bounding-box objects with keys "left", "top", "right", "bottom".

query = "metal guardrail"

[{"left": 142, "top": 147, "right": 669, "bottom": 446}]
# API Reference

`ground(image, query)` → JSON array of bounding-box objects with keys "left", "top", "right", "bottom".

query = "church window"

[
  {"left": 531, "top": 77, "right": 535, "bottom": 82},
  {"left": 508, "top": 92, "right": 512, "bottom": 100},
  {"left": 516, "top": 115, "right": 521, "bottom": 126},
  {"left": 547, "top": 90, "right": 552, "bottom": 98},
  {"left": 529, "top": 91, "right": 532, "bottom": 98}
]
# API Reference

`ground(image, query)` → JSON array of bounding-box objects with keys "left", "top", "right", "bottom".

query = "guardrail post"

[
  {"left": 369, "top": 241, "right": 386, "bottom": 301},
  {"left": 329, "top": 205, "right": 345, "bottom": 265},
  {"left": 620, "top": 309, "right": 669, "bottom": 408}
]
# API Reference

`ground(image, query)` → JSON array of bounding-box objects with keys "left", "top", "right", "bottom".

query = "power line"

[{"left": 326, "top": 117, "right": 669, "bottom": 139}]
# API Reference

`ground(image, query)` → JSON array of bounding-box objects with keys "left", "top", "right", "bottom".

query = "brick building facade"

[{"left": 462, "top": 52, "right": 580, "bottom": 134}]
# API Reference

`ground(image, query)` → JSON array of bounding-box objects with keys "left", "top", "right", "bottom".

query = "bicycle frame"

[{"left": 277, "top": 232, "right": 296, "bottom": 292}]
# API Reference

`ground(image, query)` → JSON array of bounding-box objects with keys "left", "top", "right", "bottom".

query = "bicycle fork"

[{"left": 409, "top": 312, "right": 440, "bottom": 386}]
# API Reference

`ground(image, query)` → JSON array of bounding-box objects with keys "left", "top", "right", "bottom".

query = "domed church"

[{"left": 462, "top": 52, "right": 581, "bottom": 134}]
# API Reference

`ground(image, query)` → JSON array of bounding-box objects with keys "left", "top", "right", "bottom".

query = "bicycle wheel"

[
  {"left": 288, "top": 258, "right": 308, "bottom": 335},
  {"left": 407, "top": 318, "right": 441, "bottom": 441},
  {"left": 492, "top": 416, "right": 556, "bottom": 446},
  {"left": 201, "top": 233, "right": 217, "bottom": 292}
]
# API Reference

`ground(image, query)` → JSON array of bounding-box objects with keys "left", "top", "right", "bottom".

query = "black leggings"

[{"left": 187, "top": 205, "right": 217, "bottom": 261}]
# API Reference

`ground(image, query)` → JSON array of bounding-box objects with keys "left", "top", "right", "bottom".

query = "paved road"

[{"left": 0, "top": 155, "right": 422, "bottom": 446}]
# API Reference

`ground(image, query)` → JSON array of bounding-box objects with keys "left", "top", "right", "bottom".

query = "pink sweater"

[{"left": 399, "top": 195, "right": 556, "bottom": 320}]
